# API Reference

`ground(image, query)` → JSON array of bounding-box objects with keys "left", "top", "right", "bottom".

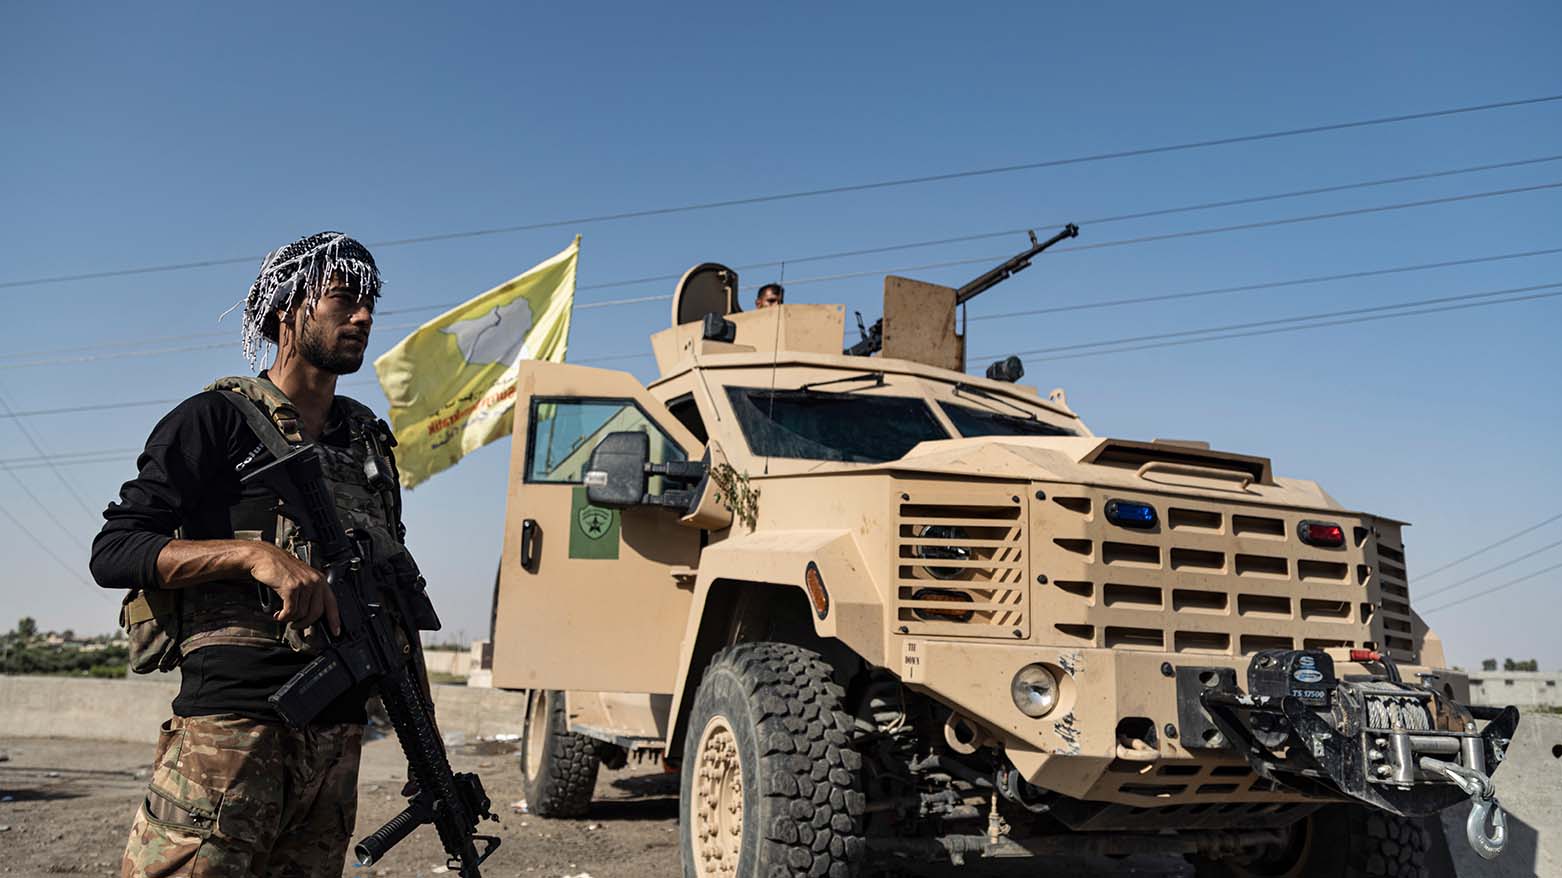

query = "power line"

[
  {"left": 1420, "top": 561, "right": 1562, "bottom": 614},
  {"left": 373, "top": 161, "right": 1562, "bottom": 319},
  {"left": 766, "top": 180, "right": 1562, "bottom": 295},
  {"left": 1414, "top": 513, "right": 1562, "bottom": 581},
  {"left": 0, "top": 399, "right": 177, "bottom": 419},
  {"left": 0, "top": 496, "right": 95, "bottom": 588},
  {"left": 0, "top": 463, "right": 91, "bottom": 551},
  {"left": 1, "top": 456, "right": 129, "bottom": 471},
  {"left": 0, "top": 389, "right": 97, "bottom": 518},
  {"left": 1416, "top": 537, "right": 1562, "bottom": 601},
  {"left": 991, "top": 281, "right": 1562, "bottom": 359},
  {"left": 0, "top": 448, "right": 142, "bottom": 466},
  {"left": 970, "top": 246, "right": 1562, "bottom": 322},
  {"left": 5, "top": 94, "right": 1561, "bottom": 291},
  {"left": 5, "top": 178, "right": 1560, "bottom": 374},
  {"left": 5, "top": 153, "right": 1559, "bottom": 362}
]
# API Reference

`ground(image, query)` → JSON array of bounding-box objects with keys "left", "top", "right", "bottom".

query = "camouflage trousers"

[{"left": 122, "top": 715, "right": 364, "bottom": 878}]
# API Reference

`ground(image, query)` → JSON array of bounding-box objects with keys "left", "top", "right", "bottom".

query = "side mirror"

[{"left": 585, "top": 431, "right": 649, "bottom": 508}]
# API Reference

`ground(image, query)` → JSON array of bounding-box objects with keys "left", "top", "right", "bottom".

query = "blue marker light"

[{"left": 1105, "top": 499, "right": 1157, "bottom": 529}]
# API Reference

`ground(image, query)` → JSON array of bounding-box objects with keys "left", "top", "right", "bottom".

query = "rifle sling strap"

[{"left": 214, "top": 389, "right": 297, "bottom": 462}]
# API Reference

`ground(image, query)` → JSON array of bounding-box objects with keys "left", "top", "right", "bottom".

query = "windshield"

[
  {"left": 939, "top": 401, "right": 1078, "bottom": 438},
  {"left": 726, "top": 387, "right": 948, "bottom": 462}
]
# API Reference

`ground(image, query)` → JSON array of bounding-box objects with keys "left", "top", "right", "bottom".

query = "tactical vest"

[{"left": 122, "top": 375, "right": 417, "bottom": 673}]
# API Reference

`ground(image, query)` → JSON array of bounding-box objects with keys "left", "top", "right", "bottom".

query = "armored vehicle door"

[{"left": 492, "top": 361, "right": 703, "bottom": 694}]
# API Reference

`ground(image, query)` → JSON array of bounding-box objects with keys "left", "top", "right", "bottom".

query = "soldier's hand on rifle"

[{"left": 247, "top": 543, "right": 342, "bottom": 636}]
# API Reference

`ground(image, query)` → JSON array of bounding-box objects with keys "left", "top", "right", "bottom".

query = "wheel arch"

[{"left": 664, "top": 576, "right": 874, "bottom": 758}]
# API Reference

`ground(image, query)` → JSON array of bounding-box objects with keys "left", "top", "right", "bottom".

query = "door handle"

[{"left": 520, "top": 519, "right": 539, "bottom": 572}]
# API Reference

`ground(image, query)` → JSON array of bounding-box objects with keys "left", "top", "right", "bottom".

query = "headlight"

[
  {"left": 912, "top": 524, "right": 971, "bottom": 580},
  {"left": 1010, "top": 664, "right": 1059, "bottom": 718}
]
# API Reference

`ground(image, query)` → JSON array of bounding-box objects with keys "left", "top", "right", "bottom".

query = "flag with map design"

[{"left": 373, "top": 237, "right": 578, "bottom": 487}]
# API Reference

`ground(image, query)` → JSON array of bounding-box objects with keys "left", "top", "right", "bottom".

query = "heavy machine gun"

[
  {"left": 242, "top": 446, "right": 500, "bottom": 877},
  {"left": 846, "top": 222, "right": 1078, "bottom": 357}
]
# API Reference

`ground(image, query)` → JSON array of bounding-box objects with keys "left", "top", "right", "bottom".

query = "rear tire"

[
  {"left": 519, "top": 689, "right": 600, "bottom": 817},
  {"left": 680, "top": 642, "right": 865, "bottom": 878},
  {"left": 1193, "top": 804, "right": 1431, "bottom": 878}
]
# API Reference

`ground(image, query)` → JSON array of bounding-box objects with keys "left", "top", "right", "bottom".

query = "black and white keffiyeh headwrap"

[{"left": 238, "top": 231, "right": 381, "bottom": 368}]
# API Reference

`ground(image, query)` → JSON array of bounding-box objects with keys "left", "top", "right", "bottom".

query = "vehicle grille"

[
  {"left": 1032, "top": 489, "right": 1410, "bottom": 659},
  {"left": 1373, "top": 530, "right": 1416, "bottom": 659},
  {"left": 894, "top": 485, "right": 1028, "bottom": 638}
]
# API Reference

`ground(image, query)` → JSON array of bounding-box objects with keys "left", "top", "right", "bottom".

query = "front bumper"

[
  {"left": 898, "top": 639, "right": 1510, "bottom": 813},
  {"left": 1197, "top": 666, "right": 1519, "bottom": 817}
]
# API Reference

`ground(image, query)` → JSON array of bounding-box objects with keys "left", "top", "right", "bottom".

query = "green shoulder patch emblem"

[{"left": 569, "top": 486, "right": 620, "bottom": 559}]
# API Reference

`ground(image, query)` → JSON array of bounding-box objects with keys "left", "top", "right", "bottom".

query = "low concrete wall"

[
  {"left": 0, "top": 675, "right": 179, "bottom": 743},
  {"left": 0, "top": 675, "right": 525, "bottom": 744},
  {"left": 1470, "top": 670, "right": 1562, "bottom": 710}
]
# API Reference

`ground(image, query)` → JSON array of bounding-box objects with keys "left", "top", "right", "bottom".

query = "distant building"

[{"left": 1468, "top": 670, "right": 1562, "bottom": 710}]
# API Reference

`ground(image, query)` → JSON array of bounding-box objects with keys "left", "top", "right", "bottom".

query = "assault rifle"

[
  {"left": 845, "top": 222, "right": 1079, "bottom": 356},
  {"left": 241, "top": 446, "right": 499, "bottom": 876}
]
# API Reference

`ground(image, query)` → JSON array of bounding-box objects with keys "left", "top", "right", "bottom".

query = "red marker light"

[
  {"left": 1350, "top": 648, "right": 1381, "bottom": 663},
  {"left": 1298, "top": 520, "right": 1346, "bottom": 547}
]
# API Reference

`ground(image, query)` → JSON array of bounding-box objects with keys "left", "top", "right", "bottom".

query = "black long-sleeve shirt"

[{"left": 92, "top": 388, "right": 368, "bottom": 724}]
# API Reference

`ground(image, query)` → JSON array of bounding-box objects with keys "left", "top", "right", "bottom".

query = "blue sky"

[{"left": 2, "top": 3, "right": 1559, "bottom": 669}]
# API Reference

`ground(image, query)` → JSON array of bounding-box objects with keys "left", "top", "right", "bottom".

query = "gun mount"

[{"left": 846, "top": 223, "right": 1078, "bottom": 370}]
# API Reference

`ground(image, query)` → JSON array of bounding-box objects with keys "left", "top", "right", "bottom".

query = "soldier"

[
  {"left": 754, "top": 281, "right": 785, "bottom": 308},
  {"left": 91, "top": 232, "right": 415, "bottom": 877}
]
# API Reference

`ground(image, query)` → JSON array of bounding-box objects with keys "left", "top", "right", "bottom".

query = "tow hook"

[{"left": 1417, "top": 756, "right": 1506, "bottom": 859}]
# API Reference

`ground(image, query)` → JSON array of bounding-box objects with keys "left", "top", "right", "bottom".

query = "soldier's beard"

[{"left": 298, "top": 319, "right": 365, "bottom": 375}]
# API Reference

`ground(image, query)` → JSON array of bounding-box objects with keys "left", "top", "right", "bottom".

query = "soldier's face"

[
  {"left": 756, "top": 289, "right": 783, "bottom": 308},
  {"left": 288, "top": 275, "right": 375, "bottom": 374}
]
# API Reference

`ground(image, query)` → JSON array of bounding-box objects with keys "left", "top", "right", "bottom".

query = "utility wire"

[
  {"left": 1419, "top": 561, "right": 1562, "bottom": 614},
  {"left": 5, "top": 178, "right": 1560, "bottom": 372},
  {"left": 1416, "top": 537, "right": 1562, "bottom": 601},
  {"left": 0, "top": 389, "right": 97, "bottom": 517},
  {"left": 0, "top": 463, "right": 91, "bottom": 550},
  {"left": 3, "top": 153, "right": 1557, "bottom": 360},
  {"left": 969, "top": 246, "right": 1562, "bottom": 322},
  {"left": 375, "top": 163, "right": 1562, "bottom": 318},
  {"left": 1014, "top": 287, "right": 1562, "bottom": 364},
  {"left": 989, "top": 281, "right": 1562, "bottom": 359},
  {"left": 5, "top": 261, "right": 1560, "bottom": 422},
  {"left": 0, "top": 399, "right": 178, "bottom": 419},
  {"left": 765, "top": 180, "right": 1562, "bottom": 295},
  {"left": 4, "top": 94, "right": 1560, "bottom": 290},
  {"left": 0, "top": 498, "right": 94, "bottom": 588},
  {"left": 1414, "top": 513, "right": 1562, "bottom": 581},
  {"left": 0, "top": 448, "right": 142, "bottom": 466}
]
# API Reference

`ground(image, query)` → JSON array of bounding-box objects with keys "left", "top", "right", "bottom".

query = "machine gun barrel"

[{"left": 954, "top": 223, "right": 1078, "bottom": 305}]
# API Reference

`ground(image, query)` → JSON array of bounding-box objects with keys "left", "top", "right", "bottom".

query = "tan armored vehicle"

[{"left": 492, "top": 229, "right": 1518, "bottom": 878}]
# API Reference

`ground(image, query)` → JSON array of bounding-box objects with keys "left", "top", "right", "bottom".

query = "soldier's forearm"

[{"left": 153, "top": 539, "right": 264, "bottom": 589}]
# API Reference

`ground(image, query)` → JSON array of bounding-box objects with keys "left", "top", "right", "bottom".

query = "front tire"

[
  {"left": 519, "top": 689, "right": 600, "bottom": 817},
  {"left": 1193, "top": 804, "right": 1431, "bottom": 878},
  {"left": 680, "top": 642, "right": 865, "bottom": 878}
]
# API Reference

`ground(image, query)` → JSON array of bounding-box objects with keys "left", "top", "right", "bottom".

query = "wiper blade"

[
  {"left": 953, "top": 383, "right": 1037, "bottom": 420},
  {"left": 798, "top": 371, "right": 886, "bottom": 393}
]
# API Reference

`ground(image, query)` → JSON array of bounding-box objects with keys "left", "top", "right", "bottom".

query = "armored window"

[
  {"left": 525, "top": 397, "right": 685, "bottom": 483},
  {"left": 939, "top": 402, "right": 1077, "bottom": 438},
  {"left": 666, "top": 393, "right": 708, "bottom": 444},
  {"left": 725, "top": 387, "right": 947, "bottom": 463}
]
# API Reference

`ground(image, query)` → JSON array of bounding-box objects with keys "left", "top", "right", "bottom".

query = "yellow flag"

[{"left": 374, "top": 237, "right": 578, "bottom": 487}]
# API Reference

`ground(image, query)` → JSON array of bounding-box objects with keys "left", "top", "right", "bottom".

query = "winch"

[{"left": 1179, "top": 648, "right": 1518, "bottom": 859}]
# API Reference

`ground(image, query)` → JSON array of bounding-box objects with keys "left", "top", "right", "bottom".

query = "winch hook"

[{"left": 1417, "top": 756, "right": 1506, "bottom": 860}]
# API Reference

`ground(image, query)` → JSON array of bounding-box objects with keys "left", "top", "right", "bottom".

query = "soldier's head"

[
  {"left": 755, "top": 282, "right": 785, "bottom": 309},
  {"left": 241, "top": 232, "right": 381, "bottom": 374}
]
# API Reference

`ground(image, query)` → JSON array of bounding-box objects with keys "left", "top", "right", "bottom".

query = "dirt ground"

[{"left": 0, "top": 733, "right": 1196, "bottom": 878}]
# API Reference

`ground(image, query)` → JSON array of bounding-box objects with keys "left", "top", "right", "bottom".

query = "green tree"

[
  {"left": 1481, "top": 658, "right": 1497, "bottom": 671},
  {"left": 16, "top": 617, "right": 38, "bottom": 640}
]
